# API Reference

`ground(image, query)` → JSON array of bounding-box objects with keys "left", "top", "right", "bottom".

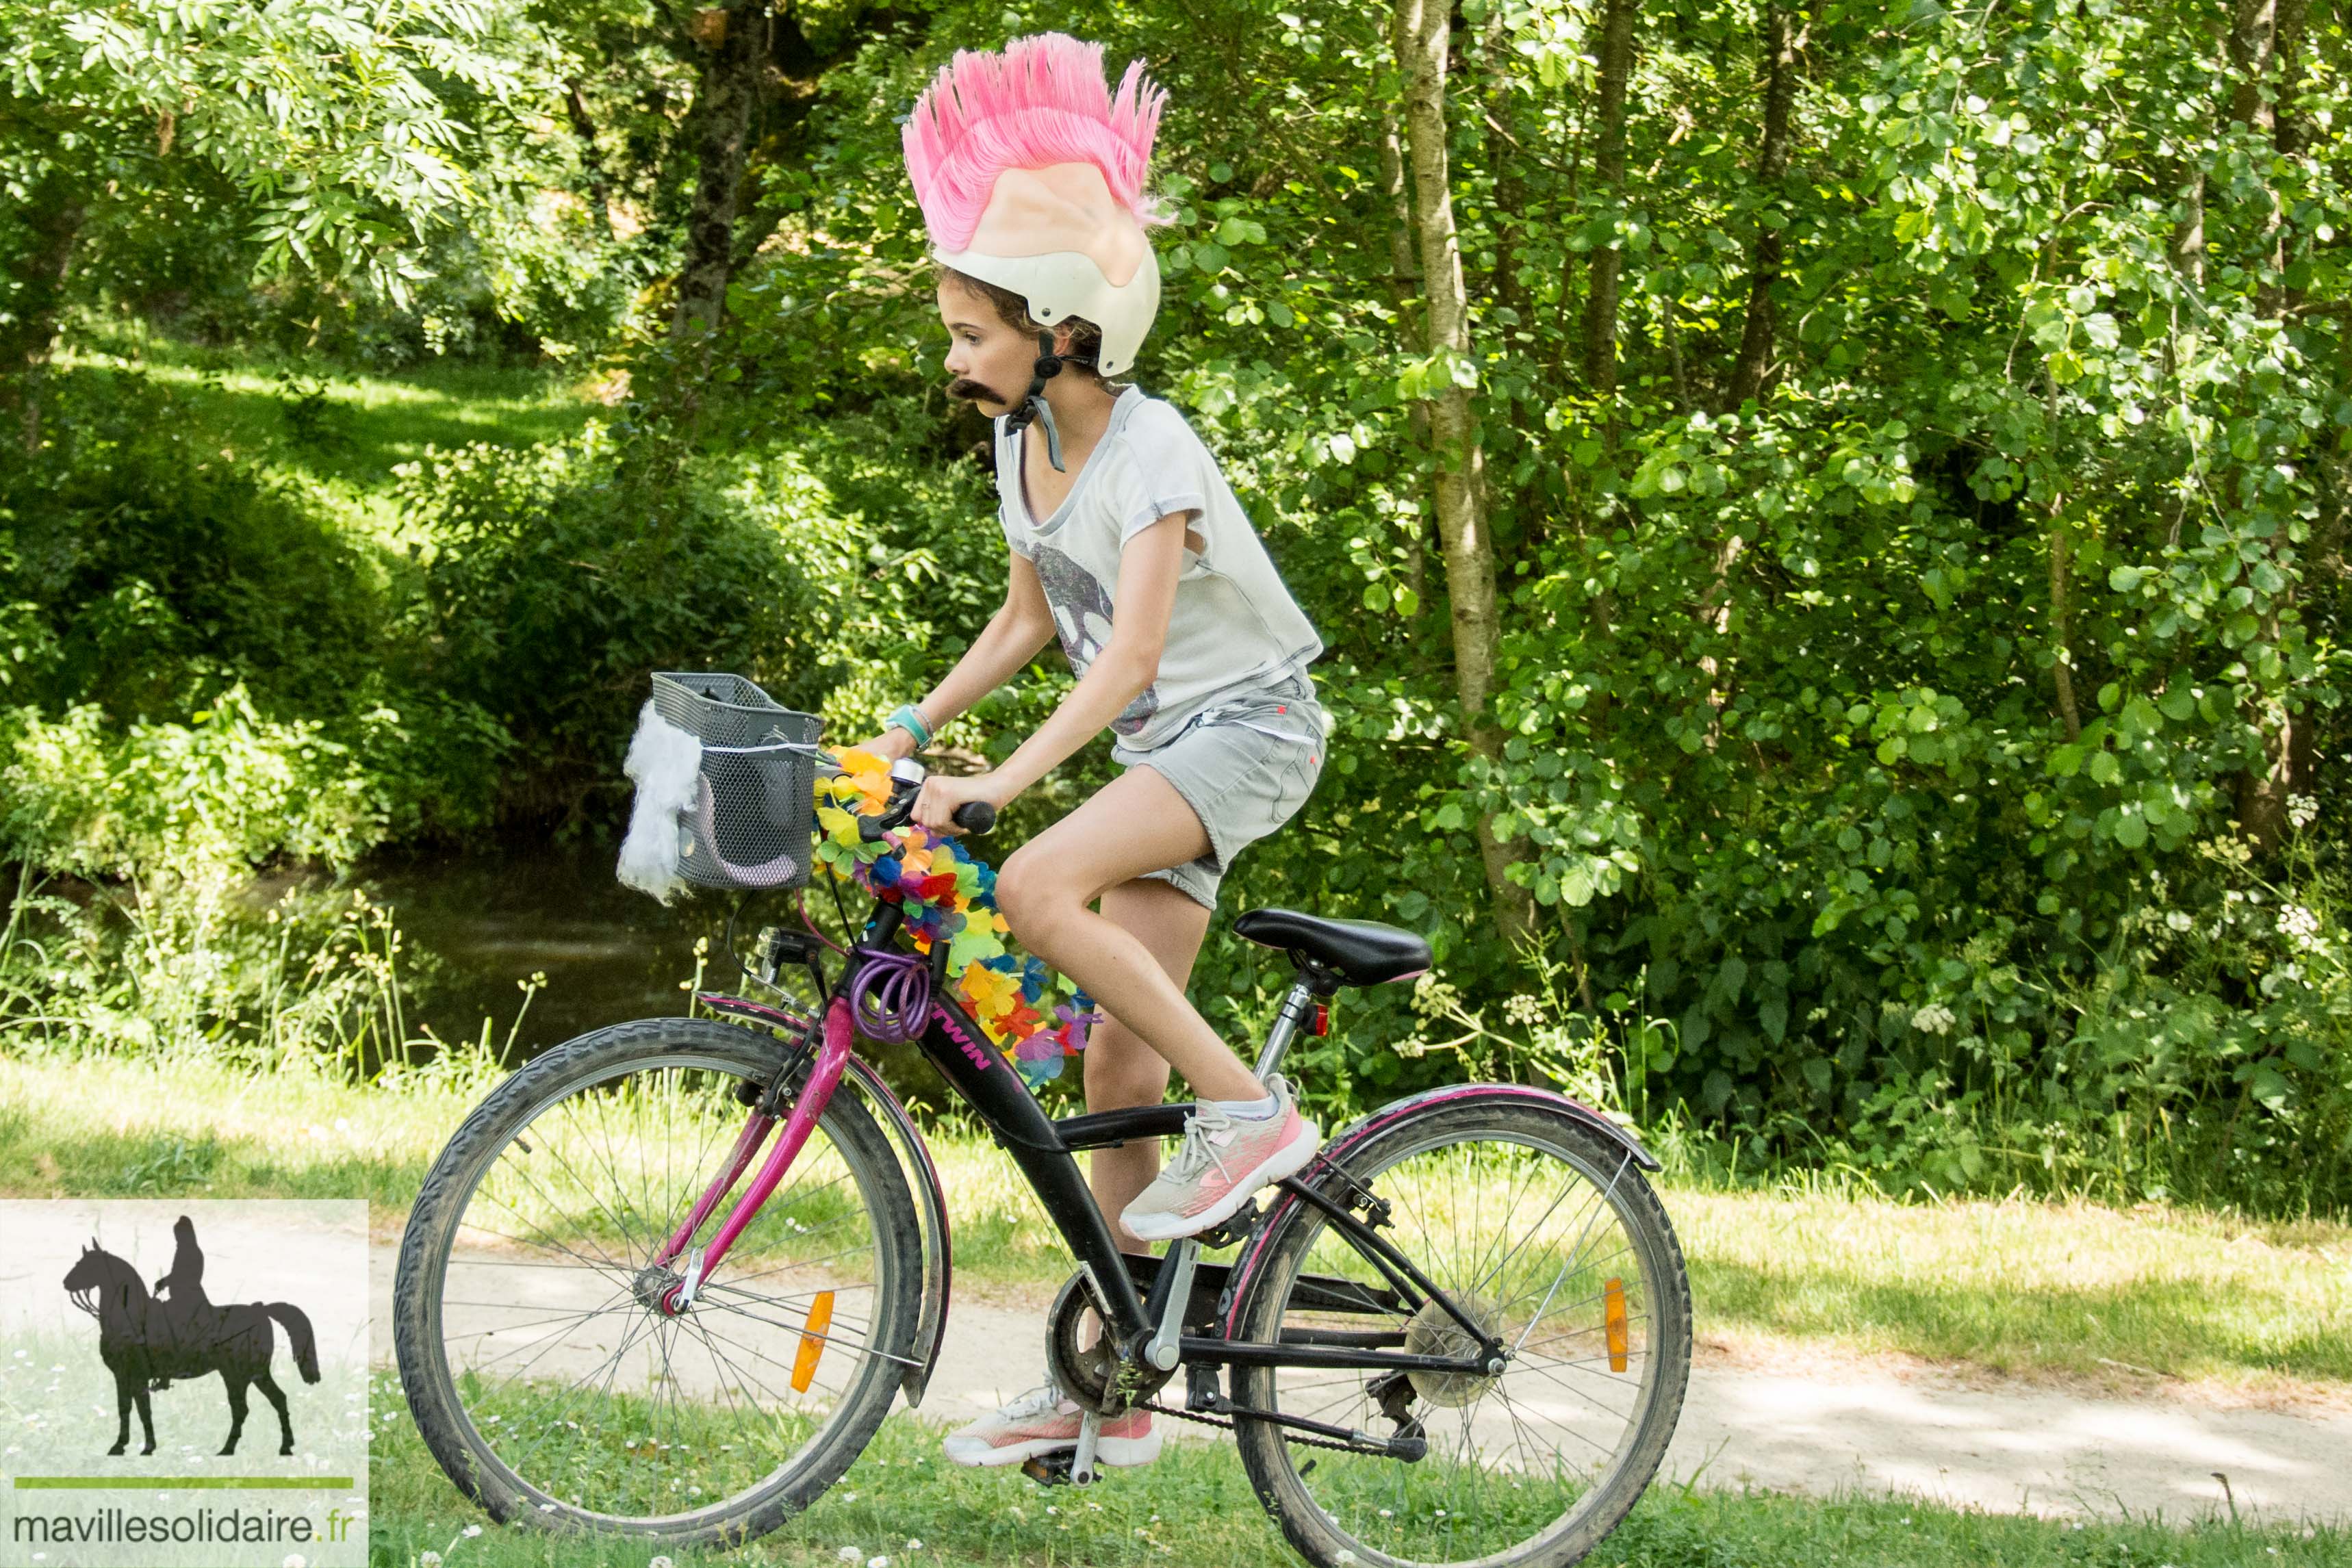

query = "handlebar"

[{"left": 855, "top": 758, "right": 995, "bottom": 841}]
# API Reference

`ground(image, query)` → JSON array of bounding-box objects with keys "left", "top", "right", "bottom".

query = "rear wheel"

[
  {"left": 393, "top": 1017, "right": 920, "bottom": 1548},
  {"left": 1230, "top": 1096, "right": 1691, "bottom": 1568}
]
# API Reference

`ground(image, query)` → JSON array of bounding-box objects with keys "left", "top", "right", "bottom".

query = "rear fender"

[{"left": 1220, "top": 1083, "right": 1656, "bottom": 1337}]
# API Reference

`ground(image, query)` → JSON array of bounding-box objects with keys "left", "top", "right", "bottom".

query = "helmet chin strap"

[{"left": 999, "top": 329, "right": 1099, "bottom": 472}]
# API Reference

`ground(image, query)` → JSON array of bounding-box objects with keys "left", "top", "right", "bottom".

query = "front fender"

[{"left": 697, "top": 992, "right": 952, "bottom": 1409}]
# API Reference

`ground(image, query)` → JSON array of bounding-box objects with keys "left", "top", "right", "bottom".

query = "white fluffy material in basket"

[{"left": 617, "top": 700, "right": 704, "bottom": 903}]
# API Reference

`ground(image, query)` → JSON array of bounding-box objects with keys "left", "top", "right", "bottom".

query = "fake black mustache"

[{"left": 949, "top": 377, "right": 1014, "bottom": 405}]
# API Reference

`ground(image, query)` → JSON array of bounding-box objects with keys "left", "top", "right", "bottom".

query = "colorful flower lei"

[{"left": 813, "top": 749, "right": 1099, "bottom": 1086}]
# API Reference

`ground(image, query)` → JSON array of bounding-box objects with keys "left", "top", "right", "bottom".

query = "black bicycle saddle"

[{"left": 1233, "top": 908, "right": 1432, "bottom": 988}]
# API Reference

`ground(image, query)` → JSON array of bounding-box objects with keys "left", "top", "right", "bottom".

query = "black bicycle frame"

[{"left": 684, "top": 888, "right": 1498, "bottom": 1387}]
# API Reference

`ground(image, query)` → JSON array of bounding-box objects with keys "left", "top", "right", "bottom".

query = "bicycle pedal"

[
  {"left": 1195, "top": 1198, "right": 1264, "bottom": 1249},
  {"left": 1020, "top": 1450, "right": 1075, "bottom": 1487}
]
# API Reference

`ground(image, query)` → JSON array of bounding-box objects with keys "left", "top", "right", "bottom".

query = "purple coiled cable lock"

[{"left": 850, "top": 947, "right": 932, "bottom": 1043}]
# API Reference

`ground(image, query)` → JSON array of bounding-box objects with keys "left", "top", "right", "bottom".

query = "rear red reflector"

[{"left": 1310, "top": 1002, "right": 1330, "bottom": 1036}]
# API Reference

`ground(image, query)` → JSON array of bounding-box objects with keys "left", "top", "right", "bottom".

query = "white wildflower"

[
  {"left": 1910, "top": 1003, "right": 1957, "bottom": 1036},
  {"left": 651, "top": 1558, "right": 674, "bottom": 1568},
  {"left": 904, "top": 1542, "right": 923, "bottom": 1554},
  {"left": 2288, "top": 793, "right": 2318, "bottom": 830},
  {"left": 285, "top": 1556, "right": 307, "bottom": 1568},
  {"left": 420, "top": 1555, "right": 442, "bottom": 1568},
  {"left": 461, "top": 1527, "right": 481, "bottom": 1540},
  {"left": 2281, "top": 905, "right": 2321, "bottom": 944},
  {"left": 1409, "top": 973, "right": 1458, "bottom": 1020},
  {"left": 2165, "top": 910, "right": 2193, "bottom": 932},
  {"left": 1503, "top": 994, "right": 1545, "bottom": 1027},
  {"left": 869, "top": 1557, "right": 891, "bottom": 1568},
  {"left": 837, "top": 1550, "right": 862, "bottom": 1564}
]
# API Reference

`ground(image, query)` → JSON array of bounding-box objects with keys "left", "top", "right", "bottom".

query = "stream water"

[
  {"left": 366, "top": 840, "right": 777, "bottom": 1052},
  {"left": 357, "top": 839, "right": 943, "bottom": 1085}
]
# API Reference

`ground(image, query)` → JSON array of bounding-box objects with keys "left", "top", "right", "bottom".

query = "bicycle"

[{"left": 393, "top": 681, "right": 1693, "bottom": 1568}]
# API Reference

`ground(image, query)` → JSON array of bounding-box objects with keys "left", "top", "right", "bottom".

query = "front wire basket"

[{"left": 650, "top": 671, "right": 824, "bottom": 892}]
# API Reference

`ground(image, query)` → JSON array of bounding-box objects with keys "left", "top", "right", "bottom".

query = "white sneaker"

[
  {"left": 1121, "top": 1074, "right": 1320, "bottom": 1243},
  {"left": 940, "top": 1381, "right": 1162, "bottom": 1468}
]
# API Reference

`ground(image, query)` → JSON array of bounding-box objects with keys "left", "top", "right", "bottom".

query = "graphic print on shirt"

[{"left": 1034, "top": 542, "right": 1160, "bottom": 736}]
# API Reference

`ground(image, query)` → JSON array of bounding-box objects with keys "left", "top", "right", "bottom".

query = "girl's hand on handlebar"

[{"left": 913, "top": 771, "right": 1006, "bottom": 836}]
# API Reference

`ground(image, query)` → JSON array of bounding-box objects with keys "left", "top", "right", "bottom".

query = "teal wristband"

[{"left": 886, "top": 703, "right": 933, "bottom": 749}]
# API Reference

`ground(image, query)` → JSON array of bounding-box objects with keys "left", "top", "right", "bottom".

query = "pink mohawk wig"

[{"left": 902, "top": 32, "right": 1171, "bottom": 254}]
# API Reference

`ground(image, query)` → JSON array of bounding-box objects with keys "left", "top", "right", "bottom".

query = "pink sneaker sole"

[
  {"left": 1123, "top": 1118, "right": 1320, "bottom": 1242},
  {"left": 941, "top": 1424, "right": 1162, "bottom": 1468}
]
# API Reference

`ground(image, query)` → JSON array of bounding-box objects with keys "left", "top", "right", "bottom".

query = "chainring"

[{"left": 1045, "top": 1266, "right": 1177, "bottom": 1417}]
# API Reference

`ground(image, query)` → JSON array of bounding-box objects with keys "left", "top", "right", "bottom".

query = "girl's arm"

[
  {"left": 861, "top": 550, "right": 1056, "bottom": 759},
  {"left": 912, "top": 511, "right": 1188, "bottom": 829}
]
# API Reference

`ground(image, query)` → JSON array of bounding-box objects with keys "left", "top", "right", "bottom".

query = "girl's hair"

[{"left": 937, "top": 264, "right": 1129, "bottom": 390}]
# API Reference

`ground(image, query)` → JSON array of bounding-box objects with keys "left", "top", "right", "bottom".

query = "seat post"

[{"left": 1253, "top": 980, "right": 1318, "bottom": 1082}]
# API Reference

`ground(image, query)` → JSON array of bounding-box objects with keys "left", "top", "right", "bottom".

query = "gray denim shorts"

[{"left": 1112, "top": 668, "right": 1327, "bottom": 911}]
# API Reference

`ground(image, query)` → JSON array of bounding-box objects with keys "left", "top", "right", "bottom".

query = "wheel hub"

[
  {"left": 1404, "top": 1295, "right": 1500, "bottom": 1408},
  {"left": 632, "top": 1263, "right": 685, "bottom": 1315}
]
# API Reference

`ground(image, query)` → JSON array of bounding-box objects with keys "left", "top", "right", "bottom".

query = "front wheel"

[
  {"left": 392, "top": 1016, "right": 921, "bottom": 1548},
  {"left": 1229, "top": 1094, "right": 1692, "bottom": 1568}
]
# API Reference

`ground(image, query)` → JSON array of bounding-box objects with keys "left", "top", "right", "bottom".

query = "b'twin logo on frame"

[{"left": 935, "top": 1010, "right": 993, "bottom": 1071}]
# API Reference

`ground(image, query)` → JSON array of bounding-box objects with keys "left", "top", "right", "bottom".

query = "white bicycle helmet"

[{"left": 903, "top": 34, "right": 1172, "bottom": 462}]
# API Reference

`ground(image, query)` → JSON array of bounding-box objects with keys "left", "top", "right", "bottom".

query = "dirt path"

[{"left": 368, "top": 1244, "right": 2352, "bottom": 1523}]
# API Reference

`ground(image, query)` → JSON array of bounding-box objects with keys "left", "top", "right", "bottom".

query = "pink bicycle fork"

[{"left": 650, "top": 997, "right": 854, "bottom": 1312}]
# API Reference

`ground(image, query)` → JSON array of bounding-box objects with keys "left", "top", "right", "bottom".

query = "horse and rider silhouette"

[{"left": 61, "top": 1215, "right": 320, "bottom": 1457}]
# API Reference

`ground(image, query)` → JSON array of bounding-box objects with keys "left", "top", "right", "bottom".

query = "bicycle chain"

[{"left": 1138, "top": 1399, "right": 1404, "bottom": 1458}]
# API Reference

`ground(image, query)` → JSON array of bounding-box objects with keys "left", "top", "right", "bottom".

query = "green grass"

[
  {"left": 10, "top": 1053, "right": 2348, "bottom": 1563},
  {"left": 366, "top": 1372, "right": 2339, "bottom": 1567},
  {"left": 51, "top": 329, "right": 600, "bottom": 548},
  {"left": 4, "top": 1051, "right": 2349, "bottom": 1398}
]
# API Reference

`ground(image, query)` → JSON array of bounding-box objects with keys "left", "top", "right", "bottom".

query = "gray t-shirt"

[{"left": 994, "top": 387, "right": 1323, "bottom": 751}]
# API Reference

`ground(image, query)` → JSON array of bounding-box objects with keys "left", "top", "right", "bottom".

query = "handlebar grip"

[{"left": 856, "top": 797, "right": 996, "bottom": 841}]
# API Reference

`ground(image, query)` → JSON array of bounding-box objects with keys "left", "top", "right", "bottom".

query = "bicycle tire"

[
  {"left": 1228, "top": 1094, "right": 1692, "bottom": 1568},
  {"left": 393, "top": 1016, "right": 921, "bottom": 1549}
]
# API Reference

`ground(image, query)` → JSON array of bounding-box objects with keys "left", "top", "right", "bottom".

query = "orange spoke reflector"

[
  {"left": 791, "top": 1290, "right": 835, "bottom": 1393},
  {"left": 1603, "top": 1277, "right": 1628, "bottom": 1373}
]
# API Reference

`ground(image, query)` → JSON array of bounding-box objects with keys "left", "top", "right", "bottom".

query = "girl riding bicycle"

[{"left": 858, "top": 32, "right": 1326, "bottom": 1468}]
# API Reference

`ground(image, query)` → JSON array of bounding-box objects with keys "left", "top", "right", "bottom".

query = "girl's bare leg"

[
  {"left": 993, "top": 766, "right": 1266, "bottom": 1108},
  {"left": 1084, "top": 877, "right": 1212, "bottom": 1252}
]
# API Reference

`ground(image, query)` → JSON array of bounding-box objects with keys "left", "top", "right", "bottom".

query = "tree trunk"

[
  {"left": 1697, "top": 5, "right": 1805, "bottom": 730},
  {"left": 2227, "top": 0, "right": 2280, "bottom": 133},
  {"left": 2049, "top": 517, "right": 2083, "bottom": 742},
  {"left": 670, "top": 0, "right": 769, "bottom": 343},
  {"left": 1479, "top": 3, "right": 1534, "bottom": 339},
  {"left": 1393, "top": 0, "right": 1537, "bottom": 947},
  {"left": 1726, "top": 4, "right": 1804, "bottom": 409},
  {"left": 1580, "top": 0, "right": 1639, "bottom": 397},
  {"left": 2170, "top": 168, "right": 2206, "bottom": 289},
  {"left": 1377, "top": 107, "right": 1433, "bottom": 641},
  {"left": 563, "top": 79, "right": 617, "bottom": 241},
  {"left": 0, "top": 170, "right": 86, "bottom": 454},
  {"left": 2228, "top": 0, "right": 2309, "bottom": 847}
]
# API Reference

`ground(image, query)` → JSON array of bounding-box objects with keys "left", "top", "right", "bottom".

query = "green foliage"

[
  {"left": 5, "top": 0, "right": 2351, "bottom": 1219},
  {"left": 1, "top": 0, "right": 521, "bottom": 297}
]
